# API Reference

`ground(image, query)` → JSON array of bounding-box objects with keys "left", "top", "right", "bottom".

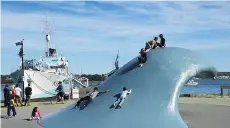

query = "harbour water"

[
  {"left": 181, "top": 79, "right": 230, "bottom": 94},
  {"left": 1, "top": 80, "right": 230, "bottom": 100}
]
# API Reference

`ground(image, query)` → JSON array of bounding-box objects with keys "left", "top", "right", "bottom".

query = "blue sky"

[{"left": 1, "top": 1, "right": 230, "bottom": 75}]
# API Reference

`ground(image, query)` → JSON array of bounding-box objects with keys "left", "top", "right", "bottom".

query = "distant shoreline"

[
  {"left": 1, "top": 74, "right": 106, "bottom": 84},
  {"left": 2, "top": 71, "right": 230, "bottom": 84}
]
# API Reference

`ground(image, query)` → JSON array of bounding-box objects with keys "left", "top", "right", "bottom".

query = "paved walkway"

[
  {"left": 1, "top": 86, "right": 93, "bottom": 128},
  {"left": 1, "top": 98, "right": 230, "bottom": 128},
  {"left": 180, "top": 103, "right": 230, "bottom": 128},
  {"left": 180, "top": 97, "right": 230, "bottom": 107},
  {"left": 1, "top": 100, "right": 75, "bottom": 128}
]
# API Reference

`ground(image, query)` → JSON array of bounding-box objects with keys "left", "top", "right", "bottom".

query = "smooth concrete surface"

[{"left": 41, "top": 47, "right": 216, "bottom": 128}]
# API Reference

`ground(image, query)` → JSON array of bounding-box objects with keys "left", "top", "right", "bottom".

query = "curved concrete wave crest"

[{"left": 42, "top": 47, "right": 216, "bottom": 128}]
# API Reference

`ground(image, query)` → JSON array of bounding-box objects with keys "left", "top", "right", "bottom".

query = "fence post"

[
  {"left": 228, "top": 89, "right": 230, "bottom": 98},
  {"left": 221, "top": 86, "right": 223, "bottom": 98}
]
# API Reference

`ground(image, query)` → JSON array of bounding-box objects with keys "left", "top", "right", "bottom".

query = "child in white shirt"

[{"left": 112, "top": 87, "right": 131, "bottom": 109}]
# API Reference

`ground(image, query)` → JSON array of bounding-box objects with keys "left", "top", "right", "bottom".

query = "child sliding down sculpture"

[
  {"left": 110, "top": 87, "right": 132, "bottom": 109},
  {"left": 73, "top": 87, "right": 110, "bottom": 109}
]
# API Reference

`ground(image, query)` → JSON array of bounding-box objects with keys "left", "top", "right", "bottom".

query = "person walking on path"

[
  {"left": 15, "top": 84, "right": 23, "bottom": 107},
  {"left": 7, "top": 91, "right": 17, "bottom": 118},
  {"left": 3, "top": 85, "right": 10, "bottom": 107},
  {"left": 24, "top": 83, "right": 32, "bottom": 106}
]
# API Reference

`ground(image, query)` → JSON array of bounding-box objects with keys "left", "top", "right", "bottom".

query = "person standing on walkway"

[
  {"left": 15, "top": 84, "right": 24, "bottom": 107},
  {"left": 3, "top": 85, "right": 10, "bottom": 107},
  {"left": 24, "top": 83, "right": 32, "bottom": 106},
  {"left": 7, "top": 91, "right": 17, "bottom": 118}
]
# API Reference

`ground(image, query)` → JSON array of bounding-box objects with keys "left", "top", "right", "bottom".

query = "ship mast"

[{"left": 44, "top": 17, "right": 52, "bottom": 57}]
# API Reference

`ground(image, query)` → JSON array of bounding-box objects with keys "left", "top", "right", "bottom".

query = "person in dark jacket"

[
  {"left": 55, "top": 81, "right": 65, "bottom": 104},
  {"left": 157, "top": 34, "right": 166, "bottom": 48},
  {"left": 3, "top": 85, "right": 10, "bottom": 107},
  {"left": 24, "top": 83, "right": 32, "bottom": 106},
  {"left": 138, "top": 48, "right": 147, "bottom": 67}
]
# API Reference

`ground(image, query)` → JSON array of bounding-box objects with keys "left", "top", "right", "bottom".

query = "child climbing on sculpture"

[
  {"left": 145, "top": 37, "right": 158, "bottom": 51},
  {"left": 110, "top": 87, "right": 132, "bottom": 109},
  {"left": 138, "top": 48, "right": 147, "bottom": 67}
]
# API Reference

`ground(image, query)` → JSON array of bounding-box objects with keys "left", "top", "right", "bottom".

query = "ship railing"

[{"left": 72, "top": 76, "right": 89, "bottom": 88}]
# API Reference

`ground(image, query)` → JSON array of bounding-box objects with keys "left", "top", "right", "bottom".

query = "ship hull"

[{"left": 10, "top": 69, "right": 69, "bottom": 99}]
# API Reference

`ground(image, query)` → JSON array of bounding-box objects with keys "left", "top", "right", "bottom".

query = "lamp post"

[
  {"left": 16, "top": 39, "right": 24, "bottom": 69},
  {"left": 16, "top": 39, "right": 25, "bottom": 100}
]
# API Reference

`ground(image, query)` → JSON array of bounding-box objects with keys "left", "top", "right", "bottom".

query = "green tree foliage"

[
  {"left": 1, "top": 75, "right": 14, "bottom": 84},
  {"left": 80, "top": 74, "right": 106, "bottom": 81}
]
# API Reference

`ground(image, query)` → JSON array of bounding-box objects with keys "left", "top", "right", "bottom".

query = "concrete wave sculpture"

[{"left": 42, "top": 47, "right": 216, "bottom": 128}]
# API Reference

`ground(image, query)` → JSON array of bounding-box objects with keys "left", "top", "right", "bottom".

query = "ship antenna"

[{"left": 43, "top": 17, "right": 52, "bottom": 57}]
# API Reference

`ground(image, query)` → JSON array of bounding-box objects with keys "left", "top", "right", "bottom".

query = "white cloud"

[
  {"left": 2, "top": 2, "right": 230, "bottom": 56},
  {"left": 172, "top": 39, "right": 230, "bottom": 50},
  {"left": 1, "top": 1, "right": 230, "bottom": 74}
]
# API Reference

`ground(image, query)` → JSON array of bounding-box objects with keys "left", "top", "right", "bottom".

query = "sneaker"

[
  {"left": 109, "top": 104, "right": 115, "bottom": 109},
  {"left": 115, "top": 105, "right": 121, "bottom": 109},
  {"left": 138, "top": 64, "right": 143, "bottom": 67},
  {"left": 7, "top": 116, "right": 13, "bottom": 119}
]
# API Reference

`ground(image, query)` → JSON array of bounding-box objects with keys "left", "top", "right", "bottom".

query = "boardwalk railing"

[{"left": 220, "top": 85, "right": 230, "bottom": 98}]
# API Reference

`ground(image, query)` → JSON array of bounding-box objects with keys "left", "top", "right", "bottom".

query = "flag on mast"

[
  {"left": 115, "top": 51, "right": 119, "bottom": 70},
  {"left": 15, "top": 39, "right": 24, "bottom": 46}
]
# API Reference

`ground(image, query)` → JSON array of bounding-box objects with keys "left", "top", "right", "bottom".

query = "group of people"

[
  {"left": 3, "top": 84, "right": 32, "bottom": 118},
  {"left": 73, "top": 86, "right": 131, "bottom": 109},
  {"left": 138, "top": 34, "right": 166, "bottom": 67},
  {"left": 3, "top": 83, "right": 43, "bottom": 123}
]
